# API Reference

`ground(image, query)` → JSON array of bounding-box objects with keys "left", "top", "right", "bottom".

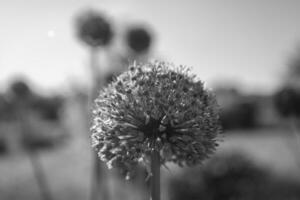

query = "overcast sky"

[{"left": 1, "top": 0, "right": 300, "bottom": 94}]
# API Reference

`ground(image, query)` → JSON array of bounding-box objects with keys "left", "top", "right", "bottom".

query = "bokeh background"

[{"left": 1, "top": 0, "right": 300, "bottom": 200}]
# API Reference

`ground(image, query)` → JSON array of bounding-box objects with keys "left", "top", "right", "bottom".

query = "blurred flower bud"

[
  {"left": 126, "top": 26, "right": 152, "bottom": 54},
  {"left": 10, "top": 80, "right": 31, "bottom": 98},
  {"left": 76, "top": 10, "right": 113, "bottom": 48},
  {"left": 274, "top": 86, "right": 300, "bottom": 117}
]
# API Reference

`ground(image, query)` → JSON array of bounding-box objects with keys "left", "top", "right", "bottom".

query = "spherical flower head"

[
  {"left": 91, "top": 61, "right": 221, "bottom": 178},
  {"left": 10, "top": 80, "right": 31, "bottom": 98},
  {"left": 76, "top": 10, "right": 113, "bottom": 48},
  {"left": 126, "top": 26, "right": 152, "bottom": 54}
]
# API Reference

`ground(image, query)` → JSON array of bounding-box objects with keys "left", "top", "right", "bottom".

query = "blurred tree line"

[
  {"left": 215, "top": 87, "right": 279, "bottom": 131},
  {"left": 215, "top": 46, "right": 300, "bottom": 132}
]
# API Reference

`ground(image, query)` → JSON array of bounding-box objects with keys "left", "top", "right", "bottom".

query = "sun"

[{"left": 47, "top": 30, "right": 56, "bottom": 38}]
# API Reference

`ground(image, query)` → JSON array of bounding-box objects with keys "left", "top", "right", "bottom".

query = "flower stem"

[
  {"left": 289, "top": 116, "right": 300, "bottom": 167},
  {"left": 18, "top": 107, "right": 53, "bottom": 200},
  {"left": 29, "top": 151, "right": 54, "bottom": 200},
  {"left": 289, "top": 117, "right": 300, "bottom": 147},
  {"left": 89, "top": 47, "right": 110, "bottom": 200},
  {"left": 150, "top": 149, "right": 160, "bottom": 200}
]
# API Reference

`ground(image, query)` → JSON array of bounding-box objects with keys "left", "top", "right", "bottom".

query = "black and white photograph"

[{"left": 1, "top": 1, "right": 300, "bottom": 200}]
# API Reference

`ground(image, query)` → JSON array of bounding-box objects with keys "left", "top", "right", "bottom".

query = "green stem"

[{"left": 150, "top": 149, "right": 160, "bottom": 200}]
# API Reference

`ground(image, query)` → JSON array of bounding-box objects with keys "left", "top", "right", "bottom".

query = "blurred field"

[
  {"left": 219, "top": 129, "right": 300, "bottom": 181},
  {"left": 1, "top": 78, "right": 299, "bottom": 200},
  {"left": 1, "top": 111, "right": 300, "bottom": 200},
  {"left": 0, "top": 99, "right": 148, "bottom": 200}
]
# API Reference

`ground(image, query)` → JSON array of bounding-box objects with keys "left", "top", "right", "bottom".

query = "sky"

[{"left": 1, "top": 0, "right": 300, "bottom": 94}]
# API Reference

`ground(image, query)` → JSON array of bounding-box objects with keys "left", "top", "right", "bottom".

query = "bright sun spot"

[{"left": 47, "top": 30, "right": 56, "bottom": 38}]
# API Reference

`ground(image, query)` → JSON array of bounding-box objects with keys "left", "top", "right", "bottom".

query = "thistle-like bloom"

[{"left": 91, "top": 61, "right": 221, "bottom": 178}]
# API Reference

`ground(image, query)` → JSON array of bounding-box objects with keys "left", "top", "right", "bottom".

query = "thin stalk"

[
  {"left": 88, "top": 47, "right": 109, "bottom": 200},
  {"left": 18, "top": 107, "right": 54, "bottom": 200},
  {"left": 289, "top": 117, "right": 300, "bottom": 147},
  {"left": 90, "top": 158, "right": 107, "bottom": 200},
  {"left": 29, "top": 151, "right": 54, "bottom": 200},
  {"left": 150, "top": 149, "right": 160, "bottom": 200},
  {"left": 289, "top": 116, "right": 300, "bottom": 167}
]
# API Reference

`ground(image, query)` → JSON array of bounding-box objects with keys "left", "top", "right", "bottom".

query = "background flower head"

[
  {"left": 126, "top": 26, "right": 152, "bottom": 54},
  {"left": 274, "top": 86, "right": 300, "bottom": 117},
  {"left": 76, "top": 10, "right": 113, "bottom": 48},
  {"left": 91, "top": 61, "right": 221, "bottom": 178}
]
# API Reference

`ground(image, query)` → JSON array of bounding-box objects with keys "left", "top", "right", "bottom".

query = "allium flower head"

[
  {"left": 76, "top": 10, "right": 113, "bottom": 47},
  {"left": 91, "top": 61, "right": 221, "bottom": 178},
  {"left": 10, "top": 80, "right": 32, "bottom": 98}
]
